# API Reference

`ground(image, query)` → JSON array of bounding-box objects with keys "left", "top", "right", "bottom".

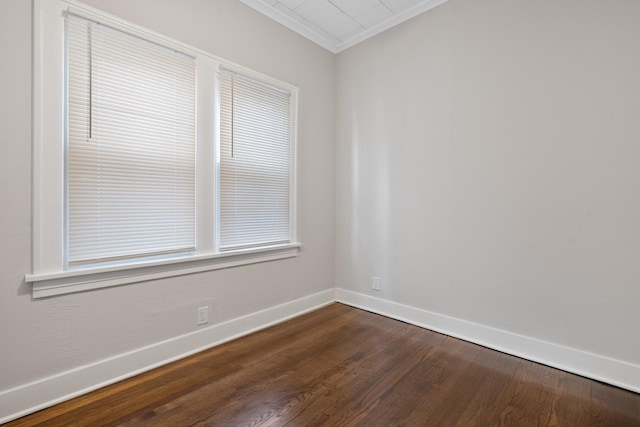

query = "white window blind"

[
  {"left": 66, "top": 15, "right": 196, "bottom": 266},
  {"left": 218, "top": 68, "right": 293, "bottom": 251}
]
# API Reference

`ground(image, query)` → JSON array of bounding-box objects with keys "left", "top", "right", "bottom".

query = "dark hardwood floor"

[{"left": 6, "top": 303, "right": 640, "bottom": 426}]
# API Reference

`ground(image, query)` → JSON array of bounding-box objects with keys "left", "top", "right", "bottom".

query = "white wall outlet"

[
  {"left": 372, "top": 276, "right": 380, "bottom": 291},
  {"left": 197, "top": 306, "right": 209, "bottom": 325}
]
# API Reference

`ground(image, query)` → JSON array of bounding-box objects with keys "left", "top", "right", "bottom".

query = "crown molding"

[
  {"left": 238, "top": 0, "right": 339, "bottom": 53},
  {"left": 239, "top": 0, "right": 452, "bottom": 54},
  {"left": 336, "top": 0, "right": 451, "bottom": 52}
]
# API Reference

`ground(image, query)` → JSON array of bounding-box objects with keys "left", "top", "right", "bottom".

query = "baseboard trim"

[
  {"left": 0, "top": 289, "right": 335, "bottom": 424},
  {"left": 3, "top": 287, "right": 637, "bottom": 424},
  {"left": 335, "top": 288, "right": 640, "bottom": 394}
]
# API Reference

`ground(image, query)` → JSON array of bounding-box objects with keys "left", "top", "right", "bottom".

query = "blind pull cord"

[
  {"left": 231, "top": 73, "right": 235, "bottom": 158},
  {"left": 88, "top": 23, "right": 93, "bottom": 141}
]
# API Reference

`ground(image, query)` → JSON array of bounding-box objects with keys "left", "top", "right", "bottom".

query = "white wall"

[
  {"left": 336, "top": 0, "right": 640, "bottom": 367},
  {"left": 0, "top": 0, "right": 335, "bottom": 392}
]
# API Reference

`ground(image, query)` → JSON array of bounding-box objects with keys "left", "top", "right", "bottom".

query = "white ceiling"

[{"left": 239, "top": 0, "right": 449, "bottom": 53}]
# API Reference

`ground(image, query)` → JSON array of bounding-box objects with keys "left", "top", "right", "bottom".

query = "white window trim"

[
  {"left": 28, "top": 0, "right": 300, "bottom": 298},
  {"left": 26, "top": 244, "right": 301, "bottom": 298}
]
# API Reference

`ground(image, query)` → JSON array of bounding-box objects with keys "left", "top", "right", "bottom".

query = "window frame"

[
  {"left": 217, "top": 67, "right": 297, "bottom": 252},
  {"left": 28, "top": 0, "right": 300, "bottom": 298},
  {"left": 65, "top": 14, "right": 199, "bottom": 266}
]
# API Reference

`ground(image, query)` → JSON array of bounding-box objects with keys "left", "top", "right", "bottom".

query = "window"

[
  {"left": 66, "top": 15, "right": 197, "bottom": 266},
  {"left": 28, "top": 0, "right": 299, "bottom": 297},
  {"left": 218, "top": 68, "right": 294, "bottom": 251}
]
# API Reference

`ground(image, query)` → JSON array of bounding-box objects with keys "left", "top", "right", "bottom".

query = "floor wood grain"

[{"left": 6, "top": 303, "right": 640, "bottom": 426}]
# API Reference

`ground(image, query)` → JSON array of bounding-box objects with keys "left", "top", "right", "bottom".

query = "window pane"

[
  {"left": 218, "top": 69, "right": 292, "bottom": 251},
  {"left": 66, "top": 16, "right": 196, "bottom": 265}
]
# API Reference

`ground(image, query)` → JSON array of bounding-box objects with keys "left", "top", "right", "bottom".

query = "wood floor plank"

[
  {"left": 449, "top": 348, "right": 522, "bottom": 426},
  {"left": 590, "top": 379, "right": 640, "bottom": 426},
  {"left": 413, "top": 345, "right": 515, "bottom": 427},
  {"left": 353, "top": 337, "right": 482, "bottom": 426},
  {"left": 552, "top": 372, "right": 593, "bottom": 426},
  {"left": 6, "top": 303, "right": 639, "bottom": 427},
  {"left": 498, "top": 359, "right": 565, "bottom": 427},
  {"left": 118, "top": 305, "right": 366, "bottom": 426},
  {"left": 302, "top": 327, "right": 448, "bottom": 426}
]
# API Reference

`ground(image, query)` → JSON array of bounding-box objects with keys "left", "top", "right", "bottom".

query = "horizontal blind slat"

[
  {"left": 218, "top": 68, "right": 292, "bottom": 250},
  {"left": 67, "top": 15, "right": 196, "bottom": 265}
]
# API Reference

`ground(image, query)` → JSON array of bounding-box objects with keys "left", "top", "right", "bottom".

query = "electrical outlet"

[
  {"left": 372, "top": 276, "right": 380, "bottom": 291},
  {"left": 197, "top": 306, "right": 209, "bottom": 325}
]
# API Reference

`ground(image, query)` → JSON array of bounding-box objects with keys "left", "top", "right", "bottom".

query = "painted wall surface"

[
  {"left": 0, "top": 0, "right": 335, "bottom": 390},
  {"left": 336, "top": 0, "right": 640, "bottom": 365}
]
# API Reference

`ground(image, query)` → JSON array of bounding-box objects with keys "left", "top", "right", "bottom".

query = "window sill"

[{"left": 25, "top": 243, "right": 301, "bottom": 299}]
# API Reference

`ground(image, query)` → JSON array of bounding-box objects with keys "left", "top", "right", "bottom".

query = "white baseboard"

[
  {"left": 0, "top": 289, "right": 335, "bottom": 424},
  {"left": 2, "top": 287, "right": 637, "bottom": 424},
  {"left": 335, "top": 288, "right": 640, "bottom": 394}
]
